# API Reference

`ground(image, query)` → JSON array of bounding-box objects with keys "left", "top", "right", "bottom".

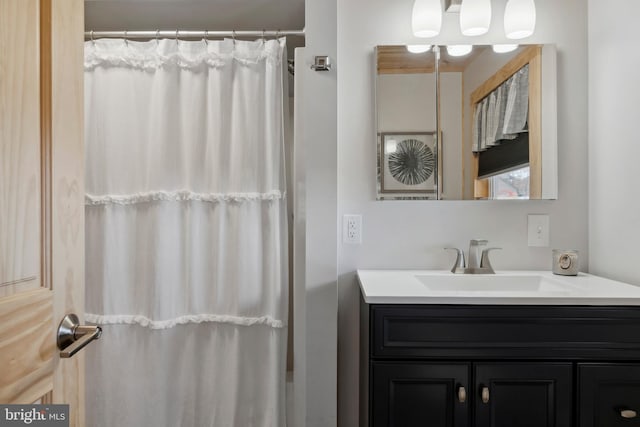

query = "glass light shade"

[
  {"left": 447, "top": 44, "right": 473, "bottom": 57},
  {"left": 493, "top": 44, "right": 519, "bottom": 53},
  {"left": 504, "top": 0, "right": 536, "bottom": 39},
  {"left": 407, "top": 44, "right": 432, "bottom": 54},
  {"left": 412, "top": 0, "right": 443, "bottom": 38},
  {"left": 460, "top": 0, "right": 492, "bottom": 36}
]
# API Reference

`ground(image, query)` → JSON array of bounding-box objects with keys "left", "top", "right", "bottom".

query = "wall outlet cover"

[{"left": 343, "top": 214, "right": 362, "bottom": 244}]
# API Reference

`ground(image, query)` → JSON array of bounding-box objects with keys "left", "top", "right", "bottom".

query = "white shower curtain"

[{"left": 84, "top": 37, "right": 288, "bottom": 427}]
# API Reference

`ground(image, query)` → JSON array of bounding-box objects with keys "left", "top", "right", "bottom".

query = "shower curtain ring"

[
  {"left": 124, "top": 30, "right": 129, "bottom": 46},
  {"left": 232, "top": 30, "right": 236, "bottom": 45},
  {"left": 262, "top": 29, "right": 266, "bottom": 41},
  {"left": 175, "top": 30, "right": 179, "bottom": 45},
  {"left": 155, "top": 29, "right": 160, "bottom": 45},
  {"left": 204, "top": 30, "right": 209, "bottom": 45},
  {"left": 90, "top": 30, "right": 95, "bottom": 44}
]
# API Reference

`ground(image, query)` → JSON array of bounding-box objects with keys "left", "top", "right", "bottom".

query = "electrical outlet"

[
  {"left": 528, "top": 214, "right": 550, "bottom": 247},
  {"left": 343, "top": 214, "right": 362, "bottom": 244}
]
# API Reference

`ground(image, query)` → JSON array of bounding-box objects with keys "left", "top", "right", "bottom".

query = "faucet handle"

[
  {"left": 480, "top": 248, "right": 502, "bottom": 273},
  {"left": 445, "top": 248, "right": 466, "bottom": 274}
]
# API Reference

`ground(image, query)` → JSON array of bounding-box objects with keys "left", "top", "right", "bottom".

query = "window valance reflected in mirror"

[{"left": 375, "top": 44, "right": 557, "bottom": 200}]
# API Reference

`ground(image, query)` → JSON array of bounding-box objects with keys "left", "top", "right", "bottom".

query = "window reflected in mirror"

[{"left": 490, "top": 166, "right": 531, "bottom": 200}]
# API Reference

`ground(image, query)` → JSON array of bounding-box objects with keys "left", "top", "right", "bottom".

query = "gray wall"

[
  {"left": 337, "top": 0, "right": 588, "bottom": 425},
  {"left": 588, "top": 1, "right": 640, "bottom": 285},
  {"left": 294, "top": 0, "right": 338, "bottom": 426}
]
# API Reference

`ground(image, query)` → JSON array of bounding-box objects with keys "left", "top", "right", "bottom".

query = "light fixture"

[
  {"left": 504, "top": 0, "right": 536, "bottom": 39},
  {"left": 492, "top": 44, "right": 518, "bottom": 53},
  {"left": 412, "top": 0, "right": 443, "bottom": 38},
  {"left": 407, "top": 44, "right": 432, "bottom": 54},
  {"left": 447, "top": 44, "right": 473, "bottom": 57},
  {"left": 460, "top": 0, "right": 492, "bottom": 36}
]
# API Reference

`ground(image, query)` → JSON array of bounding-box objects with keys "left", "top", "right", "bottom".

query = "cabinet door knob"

[
  {"left": 457, "top": 386, "right": 466, "bottom": 403},
  {"left": 621, "top": 409, "right": 637, "bottom": 419},
  {"left": 481, "top": 386, "right": 490, "bottom": 404}
]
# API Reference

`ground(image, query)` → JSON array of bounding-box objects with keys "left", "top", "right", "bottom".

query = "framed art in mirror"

[{"left": 377, "top": 132, "right": 437, "bottom": 200}]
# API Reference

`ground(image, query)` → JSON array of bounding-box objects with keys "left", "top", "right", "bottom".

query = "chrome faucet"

[
  {"left": 467, "top": 239, "right": 487, "bottom": 270},
  {"left": 445, "top": 240, "right": 501, "bottom": 274},
  {"left": 444, "top": 248, "right": 466, "bottom": 274}
]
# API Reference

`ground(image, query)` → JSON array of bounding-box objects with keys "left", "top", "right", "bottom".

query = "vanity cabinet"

[
  {"left": 578, "top": 364, "right": 640, "bottom": 427},
  {"left": 370, "top": 361, "right": 571, "bottom": 427},
  {"left": 361, "top": 303, "right": 640, "bottom": 427},
  {"left": 474, "top": 362, "right": 572, "bottom": 427},
  {"left": 371, "top": 362, "right": 469, "bottom": 427}
]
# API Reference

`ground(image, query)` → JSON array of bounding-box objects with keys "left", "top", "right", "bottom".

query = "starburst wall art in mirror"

[{"left": 377, "top": 132, "right": 438, "bottom": 200}]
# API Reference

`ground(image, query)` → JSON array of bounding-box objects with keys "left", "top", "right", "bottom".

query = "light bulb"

[
  {"left": 447, "top": 45, "right": 473, "bottom": 57},
  {"left": 407, "top": 44, "right": 432, "bottom": 54},
  {"left": 412, "top": 0, "right": 443, "bottom": 38},
  {"left": 504, "top": 0, "right": 536, "bottom": 40},
  {"left": 460, "top": 0, "right": 492, "bottom": 36},
  {"left": 493, "top": 44, "right": 519, "bottom": 53}
]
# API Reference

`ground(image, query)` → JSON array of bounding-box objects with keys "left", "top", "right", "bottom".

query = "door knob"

[{"left": 57, "top": 313, "right": 102, "bottom": 358}]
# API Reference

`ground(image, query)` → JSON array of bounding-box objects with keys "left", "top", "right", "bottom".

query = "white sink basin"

[
  {"left": 357, "top": 269, "right": 640, "bottom": 305},
  {"left": 415, "top": 274, "right": 576, "bottom": 293}
]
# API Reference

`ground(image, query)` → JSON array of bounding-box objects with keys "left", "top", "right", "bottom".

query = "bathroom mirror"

[{"left": 375, "top": 44, "right": 557, "bottom": 200}]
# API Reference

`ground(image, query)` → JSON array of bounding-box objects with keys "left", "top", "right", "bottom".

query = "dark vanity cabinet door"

[
  {"left": 473, "top": 363, "right": 573, "bottom": 427},
  {"left": 579, "top": 364, "right": 640, "bottom": 427},
  {"left": 371, "top": 362, "right": 469, "bottom": 427}
]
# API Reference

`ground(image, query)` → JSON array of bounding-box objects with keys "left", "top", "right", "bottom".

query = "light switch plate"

[{"left": 528, "top": 214, "right": 550, "bottom": 247}]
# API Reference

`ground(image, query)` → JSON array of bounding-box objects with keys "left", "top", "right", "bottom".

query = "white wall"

[
  {"left": 377, "top": 73, "right": 437, "bottom": 131},
  {"left": 337, "top": 0, "right": 588, "bottom": 425},
  {"left": 440, "top": 72, "right": 463, "bottom": 200},
  {"left": 588, "top": 0, "right": 640, "bottom": 285},
  {"left": 294, "top": 0, "right": 338, "bottom": 426}
]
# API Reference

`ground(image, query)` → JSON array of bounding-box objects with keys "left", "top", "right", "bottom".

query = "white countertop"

[{"left": 357, "top": 269, "right": 640, "bottom": 305}]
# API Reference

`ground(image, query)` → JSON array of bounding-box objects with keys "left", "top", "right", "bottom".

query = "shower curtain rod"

[{"left": 84, "top": 29, "right": 305, "bottom": 40}]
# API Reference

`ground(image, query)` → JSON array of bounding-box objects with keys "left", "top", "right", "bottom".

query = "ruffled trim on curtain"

[
  {"left": 84, "top": 38, "right": 285, "bottom": 71},
  {"left": 85, "top": 313, "right": 285, "bottom": 329},
  {"left": 85, "top": 190, "right": 284, "bottom": 206}
]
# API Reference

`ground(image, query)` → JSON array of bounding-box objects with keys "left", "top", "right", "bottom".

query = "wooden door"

[
  {"left": 474, "top": 362, "right": 572, "bottom": 427},
  {"left": 371, "top": 362, "right": 470, "bottom": 427},
  {"left": 578, "top": 364, "right": 640, "bottom": 427},
  {"left": 0, "top": 0, "right": 85, "bottom": 425}
]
